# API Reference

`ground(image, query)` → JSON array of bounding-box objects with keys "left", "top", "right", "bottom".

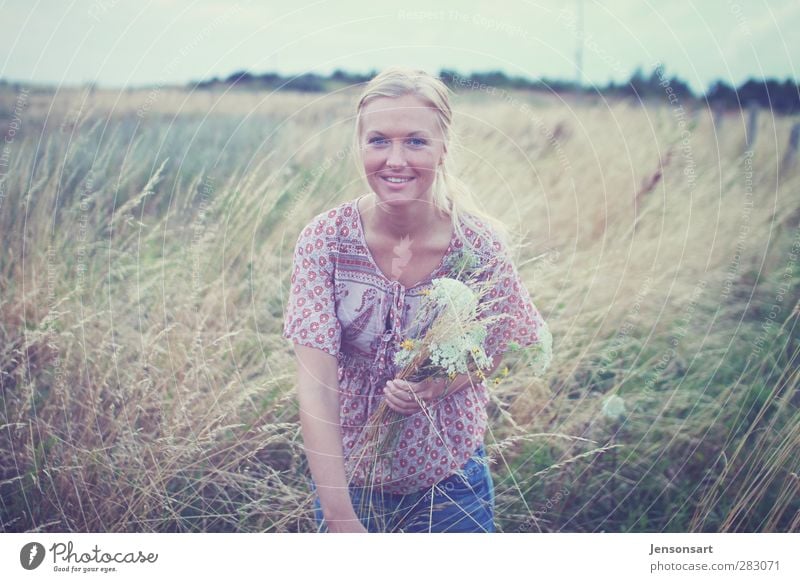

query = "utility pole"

[{"left": 575, "top": 0, "right": 584, "bottom": 92}]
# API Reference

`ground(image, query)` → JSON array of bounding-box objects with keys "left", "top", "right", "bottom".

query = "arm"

[{"left": 293, "top": 344, "right": 366, "bottom": 533}]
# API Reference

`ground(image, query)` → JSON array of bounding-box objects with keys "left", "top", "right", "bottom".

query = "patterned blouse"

[{"left": 282, "top": 194, "right": 546, "bottom": 495}]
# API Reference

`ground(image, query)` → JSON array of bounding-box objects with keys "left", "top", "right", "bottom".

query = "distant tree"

[
  {"left": 541, "top": 77, "right": 578, "bottom": 93},
  {"left": 619, "top": 66, "right": 647, "bottom": 98},
  {"left": 508, "top": 74, "right": 534, "bottom": 90},
  {"left": 740, "top": 78, "right": 800, "bottom": 113},
  {"left": 194, "top": 66, "right": 795, "bottom": 113},
  {"left": 257, "top": 73, "right": 282, "bottom": 87},
  {"left": 329, "top": 70, "right": 373, "bottom": 85},
  {"left": 615, "top": 65, "right": 693, "bottom": 102},
  {"left": 284, "top": 73, "right": 326, "bottom": 92},
  {"left": 739, "top": 78, "right": 770, "bottom": 108},
  {"left": 331, "top": 69, "right": 349, "bottom": 82},
  {"left": 664, "top": 74, "right": 694, "bottom": 101},
  {"left": 705, "top": 80, "right": 739, "bottom": 110},
  {"left": 774, "top": 78, "right": 800, "bottom": 114},
  {"left": 195, "top": 77, "right": 219, "bottom": 89},
  {"left": 470, "top": 70, "right": 510, "bottom": 87},
  {"left": 438, "top": 69, "right": 463, "bottom": 89},
  {"left": 705, "top": 77, "right": 799, "bottom": 114},
  {"left": 225, "top": 70, "right": 256, "bottom": 85},
  {"left": 601, "top": 79, "right": 620, "bottom": 96}
]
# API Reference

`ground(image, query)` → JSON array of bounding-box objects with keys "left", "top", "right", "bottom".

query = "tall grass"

[{"left": 0, "top": 86, "right": 797, "bottom": 532}]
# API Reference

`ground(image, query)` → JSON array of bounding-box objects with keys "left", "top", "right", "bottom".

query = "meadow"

[{"left": 0, "top": 83, "right": 797, "bottom": 532}]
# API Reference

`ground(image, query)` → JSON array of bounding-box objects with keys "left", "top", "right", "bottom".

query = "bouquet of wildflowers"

[
  {"left": 351, "top": 249, "right": 510, "bottom": 478},
  {"left": 346, "top": 247, "right": 553, "bottom": 489},
  {"left": 405, "top": 247, "right": 553, "bottom": 383}
]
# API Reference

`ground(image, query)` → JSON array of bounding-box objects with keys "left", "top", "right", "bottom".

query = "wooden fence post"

[
  {"left": 745, "top": 102, "right": 758, "bottom": 152},
  {"left": 780, "top": 121, "right": 800, "bottom": 173},
  {"left": 711, "top": 103, "right": 725, "bottom": 134}
]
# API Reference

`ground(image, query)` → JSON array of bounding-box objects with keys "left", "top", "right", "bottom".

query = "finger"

[
  {"left": 397, "top": 393, "right": 420, "bottom": 414},
  {"left": 386, "top": 380, "right": 424, "bottom": 412},
  {"left": 414, "top": 382, "right": 433, "bottom": 399},
  {"left": 392, "top": 380, "right": 415, "bottom": 402},
  {"left": 388, "top": 400, "right": 416, "bottom": 415},
  {"left": 402, "top": 380, "right": 422, "bottom": 399},
  {"left": 384, "top": 389, "right": 415, "bottom": 414},
  {"left": 414, "top": 381, "right": 432, "bottom": 399},
  {"left": 387, "top": 381, "right": 406, "bottom": 402},
  {"left": 398, "top": 379, "right": 418, "bottom": 397},
  {"left": 385, "top": 381, "right": 401, "bottom": 402},
  {"left": 385, "top": 397, "right": 404, "bottom": 414},
  {"left": 384, "top": 390, "right": 403, "bottom": 412}
]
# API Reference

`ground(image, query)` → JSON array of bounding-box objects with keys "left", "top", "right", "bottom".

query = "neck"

[{"left": 362, "top": 193, "right": 445, "bottom": 240}]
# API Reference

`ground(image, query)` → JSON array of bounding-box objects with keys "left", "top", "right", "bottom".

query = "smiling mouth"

[{"left": 382, "top": 176, "right": 415, "bottom": 184}]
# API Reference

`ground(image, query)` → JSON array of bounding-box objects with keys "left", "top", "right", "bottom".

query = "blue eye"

[{"left": 367, "top": 136, "right": 427, "bottom": 146}]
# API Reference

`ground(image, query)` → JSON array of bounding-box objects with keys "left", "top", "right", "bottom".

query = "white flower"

[
  {"left": 394, "top": 347, "right": 415, "bottom": 369},
  {"left": 392, "top": 277, "right": 492, "bottom": 379},
  {"left": 602, "top": 394, "right": 626, "bottom": 420},
  {"left": 427, "top": 277, "right": 478, "bottom": 320}
]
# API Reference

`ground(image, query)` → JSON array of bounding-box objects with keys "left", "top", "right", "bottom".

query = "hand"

[
  {"left": 384, "top": 377, "right": 450, "bottom": 415},
  {"left": 326, "top": 514, "right": 368, "bottom": 533}
]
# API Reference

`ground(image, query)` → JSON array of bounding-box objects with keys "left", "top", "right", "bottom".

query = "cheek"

[
  {"left": 412, "top": 160, "right": 438, "bottom": 177},
  {"left": 406, "top": 151, "right": 439, "bottom": 172},
  {"left": 361, "top": 148, "right": 440, "bottom": 175},
  {"left": 362, "top": 150, "right": 383, "bottom": 171}
]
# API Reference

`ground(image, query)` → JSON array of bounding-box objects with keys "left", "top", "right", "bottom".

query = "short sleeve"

[
  {"left": 477, "top": 245, "right": 548, "bottom": 360},
  {"left": 281, "top": 220, "right": 341, "bottom": 357}
]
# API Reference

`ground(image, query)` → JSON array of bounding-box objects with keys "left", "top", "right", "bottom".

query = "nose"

[{"left": 385, "top": 140, "right": 407, "bottom": 168}]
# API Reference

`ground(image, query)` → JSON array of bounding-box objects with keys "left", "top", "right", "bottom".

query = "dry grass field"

[{"left": 0, "top": 84, "right": 798, "bottom": 532}]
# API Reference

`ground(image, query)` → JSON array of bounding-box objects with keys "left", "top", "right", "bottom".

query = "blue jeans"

[{"left": 311, "top": 444, "right": 495, "bottom": 533}]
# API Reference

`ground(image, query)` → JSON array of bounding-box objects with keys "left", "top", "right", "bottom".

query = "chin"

[
  {"left": 371, "top": 183, "right": 433, "bottom": 204},
  {"left": 376, "top": 190, "right": 415, "bottom": 200}
]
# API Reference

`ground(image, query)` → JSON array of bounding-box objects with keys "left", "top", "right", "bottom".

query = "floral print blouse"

[{"left": 282, "top": 194, "right": 547, "bottom": 495}]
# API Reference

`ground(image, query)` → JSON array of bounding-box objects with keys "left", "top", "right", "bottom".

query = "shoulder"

[
  {"left": 293, "top": 199, "right": 359, "bottom": 255},
  {"left": 454, "top": 211, "right": 509, "bottom": 262},
  {"left": 297, "top": 199, "right": 355, "bottom": 239}
]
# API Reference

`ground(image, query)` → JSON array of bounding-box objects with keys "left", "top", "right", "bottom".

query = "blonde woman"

[{"left": 282, "top": 66, "right": 547, "bottom": 532}]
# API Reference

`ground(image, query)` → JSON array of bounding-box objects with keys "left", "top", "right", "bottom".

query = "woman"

[{"left": 282, "top": 66, "right": 548, "bottom": 532}]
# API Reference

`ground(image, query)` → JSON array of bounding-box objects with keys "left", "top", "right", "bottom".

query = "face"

[{"left": 358, "top": 93, "right": 446, "bottom": 206}]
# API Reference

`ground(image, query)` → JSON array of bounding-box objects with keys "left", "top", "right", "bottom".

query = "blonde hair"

[{"left": 351, "top": 66, "right": 512, "bottom": 253}]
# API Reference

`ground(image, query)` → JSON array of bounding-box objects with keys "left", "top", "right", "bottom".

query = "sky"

[{"left": 1, "top": 0, "right": 798, "bottom": 94}]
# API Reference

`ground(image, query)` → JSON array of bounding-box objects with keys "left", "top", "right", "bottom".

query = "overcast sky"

[{"left": 2, "top": 0, "right": 798, "bottom": 94}]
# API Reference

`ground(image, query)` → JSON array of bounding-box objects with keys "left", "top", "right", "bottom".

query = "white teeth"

[{"left": 384, "top": 177, "right": 412, "bottom": 183}]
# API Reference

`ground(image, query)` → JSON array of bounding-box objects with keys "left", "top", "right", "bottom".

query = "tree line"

[{"left": 194, "top": 67, "right": 799, "bottom": 115}]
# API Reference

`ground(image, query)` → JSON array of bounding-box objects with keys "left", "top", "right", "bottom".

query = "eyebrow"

[{"left": 366, "top": 130, "right": 430, "bottom": 137}]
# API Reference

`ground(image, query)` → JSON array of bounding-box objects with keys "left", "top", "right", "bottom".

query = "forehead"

[{"left": 359, "top": 94, "right": 441, "bottom": 135}]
